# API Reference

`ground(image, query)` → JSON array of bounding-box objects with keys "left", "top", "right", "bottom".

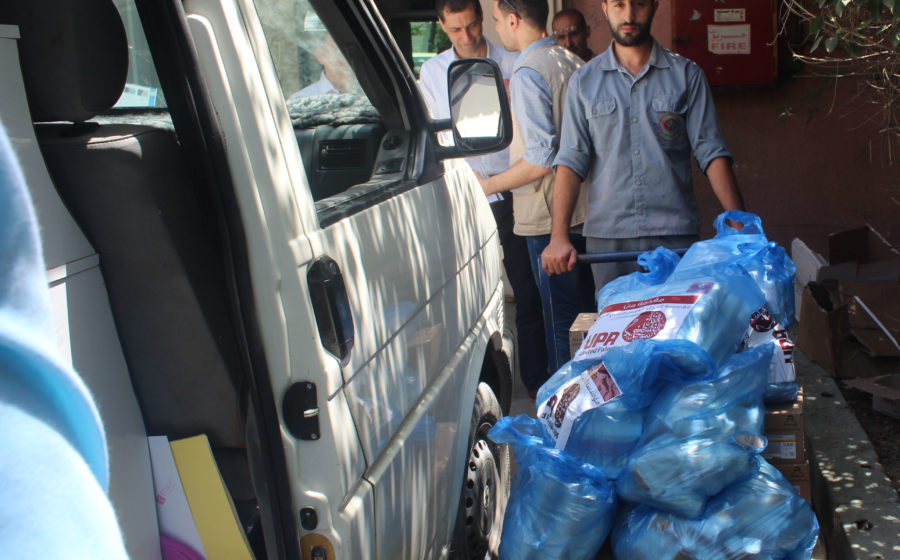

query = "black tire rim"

[{"left": 462, "top": 423, "right": 499, "bottom": 553}]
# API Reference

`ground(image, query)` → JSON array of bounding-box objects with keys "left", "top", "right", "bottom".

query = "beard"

[{"left": 610, "top": 16, "right": 653, "bottom": 47}]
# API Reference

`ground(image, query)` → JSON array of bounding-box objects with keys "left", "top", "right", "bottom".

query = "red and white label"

[
  {"left": 573, "top": 294, "right": 701, "bottom": 362},
  {"left": 538, "top": 362, "right": 622, "bottom": 448},
  {"left": 708, "top": 24, "right": 751, "bottom": 55},
  {"left": 743, "top": 307, "right": 796, "bottom": 384}
]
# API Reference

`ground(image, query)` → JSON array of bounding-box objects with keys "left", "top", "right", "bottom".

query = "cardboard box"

[
  {"left": 796, "top": 282, "right": 848, "bottom": 372},
  {"left": 765, "top": 388, "right": 804, "bottom": 433},
  {"left": 796, "top": 225, "right": 900, "bottom": 378},
  {"left": 845, "top": 374, "right": 900, "bottom": 420},
  {"left": 791, "top": 237, "right": 826, "bottom": 323},
  {"left": 569, "top": 312, "right": 599, "bottom": 357},
  {"left": 762, "top": 430, "right": 807, "bottom": 463},
  {"left": 764, "top": 390, "right": 807, "bottom": 464},
  {"left": 776, "top": 461, "right": 812, "bottom": 502},
  {"left": 824, "top": 225, "right": 900, "bottom": 282}
]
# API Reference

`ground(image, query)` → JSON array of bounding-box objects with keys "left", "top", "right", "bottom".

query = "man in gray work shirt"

[{"left": 541, "top": 0, "right": 745, "bottom": 290}]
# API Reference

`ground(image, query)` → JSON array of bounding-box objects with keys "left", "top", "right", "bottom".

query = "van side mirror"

[{"left": 433, "top": 58, "right": 512, "bottom": 159}]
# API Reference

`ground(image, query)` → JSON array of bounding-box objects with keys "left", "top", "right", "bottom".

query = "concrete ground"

[
  {"left": 796, "top": 350, "right": 900, "bottom": 559},
  {"left": 501, "top": 299, "right": 899, "bottom": 559}
]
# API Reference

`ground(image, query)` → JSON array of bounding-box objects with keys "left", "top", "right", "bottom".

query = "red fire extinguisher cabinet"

[{"left": 672, "top": 0, "right": 777, "bottom": 86}]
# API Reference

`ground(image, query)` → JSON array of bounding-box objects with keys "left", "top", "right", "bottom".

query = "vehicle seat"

[{"left": 3, "top": 1, "right": 247, "bottom": 450}]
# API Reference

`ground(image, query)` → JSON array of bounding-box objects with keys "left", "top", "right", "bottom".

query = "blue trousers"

[
  {"left": 526, "top": 233, "right": 596, "bottom": 373},
  {"left": 491, "top": 198, "right": 549, "bottom": 391}
]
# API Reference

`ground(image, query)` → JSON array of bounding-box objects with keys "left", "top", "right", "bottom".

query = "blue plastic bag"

[
  {"left": 615, "top": 345, "right": 772, "bottom": 518},
  {"left": 612, "top": 456, "right": 819, "bottom": 560},
  {"left": 488, "top": 415, "right": 617, "bottom": 560},
  {"left": 573, "top": 261, "right": 765, "bottom": 368},
  {"left": 742, "top": 242, "right": 797, "bottom": 329},
  {"left": 672, "top": 210, "right": 797, "bottom": 329},
  {"left": 674, "top": 211, "right": 768, "bottom": 272},
  {"left": 535, "top": 339, "right": 715, "bottom": 479},
  {"left": 595, "top": 247, "right": 681, "bottom": 311}
]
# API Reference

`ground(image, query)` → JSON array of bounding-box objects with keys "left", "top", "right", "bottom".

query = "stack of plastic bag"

[
  {"left": 583, "top": 259, "right": 765, "bottom": 368},
  {"left": 612, "top": 456, "right": 819, "bottom": 560},
  {"left": 615, "top": 345, "right": 772, "bottom": 518},
  {"left": 535, "top": 339, "right": 716, "bottom": 480},
  {"left": 488, "top": 415, "right": 616, "bottom": 560},
  {"left": 493, "top": 212, "right": 817, "bottom": 557},
  {"left": 671, "top": 210, "right": 799, "bottom": 402}
]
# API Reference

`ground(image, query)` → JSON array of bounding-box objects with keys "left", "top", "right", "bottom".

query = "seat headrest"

[{"left": 0, "top": 0, "right": 129, "bottom": 123}]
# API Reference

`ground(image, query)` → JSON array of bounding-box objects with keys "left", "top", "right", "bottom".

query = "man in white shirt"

[
  {"left": 418, "top": 0, "right": 549, "bottom": 397},
  {"left": 288, "top": 33, "right": 359, "bottom": 102}
]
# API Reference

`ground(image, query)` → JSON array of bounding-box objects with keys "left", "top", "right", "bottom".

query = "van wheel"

[{"left": 451, "top": 382, "right": 510, "bottom": 559}]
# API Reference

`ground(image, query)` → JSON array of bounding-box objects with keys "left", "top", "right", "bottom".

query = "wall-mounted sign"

[
  {"left": 708, "top": 24, "right": 751, "bottom": 54},
  {"left": 714, "top": 8, "right": 746, "bottom": 23}
]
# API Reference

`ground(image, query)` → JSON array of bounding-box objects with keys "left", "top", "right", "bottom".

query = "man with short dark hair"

[
  {"left": 542, "top": 0, "right": 745, "bottom": 293},
  {"left": 419, "top": 0, "right": 550, "bottom": 397},
  {"left": 552, "top": 8, "right": 594, "bottom": 62},
  {"left": 481, "top": 0, "right": 595, "bottom": 373}
]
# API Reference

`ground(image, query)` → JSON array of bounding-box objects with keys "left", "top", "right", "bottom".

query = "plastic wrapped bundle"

[
  {"left": 673, "top": 211, "right": 769, "bottom": 271},
  {"left": 488, "top": 415, "right": 617, "bottom": 560},
  {"left": 595, "top": 247, "right": 681, "bottom": 310},
  {"left": 741, "top": 242, "right": 797, "bottom": 330},
  {"left": 612, "top": 457, "right": 819, "bottom": 560},
  {"left": 672, "top": 211, "right": 797, "bottom": 329},
  {"left": 741, "top": 306, "right": 799, "bottom": 403},
  {"left": 616, "top": 346, "right": 772, "bottom": 518},
  {"left": 536, "top": 340, "right": 715, "bottom": 479},
  {"left": 573, "top": 262, "right": 765, "bottom": 368}
]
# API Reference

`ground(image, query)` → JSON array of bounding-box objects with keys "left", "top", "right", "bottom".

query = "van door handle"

[{"left": 307, "top": 257, "right": 354, "bottom": 363}]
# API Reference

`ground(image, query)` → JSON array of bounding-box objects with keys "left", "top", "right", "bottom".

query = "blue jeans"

[
  {"left": 491, "top": 198, "right": 548, "bottom": 391},
  {"left": 526, "top": 233, "right": 596, "bottom": 373}
]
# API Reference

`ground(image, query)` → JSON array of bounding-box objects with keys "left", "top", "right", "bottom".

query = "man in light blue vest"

[
  {"left": 480, "top": 0, "right": 596, "bottom": 374},
  {"left": 419, "top": 0, "right": 550, "bottom": 396}
]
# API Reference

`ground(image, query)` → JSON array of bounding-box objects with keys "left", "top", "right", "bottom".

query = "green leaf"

[
  {"left": 892, "top": 32, "right": 900, "bottom": 47},
  {"left": 811, "top": 35, "right": 824, "bottom": 52},
  {"left": 825, "top": 35, "right": 840, "bottom": 51},
  {"left": 884, "top": 0, "right": 896, "bottom": 13},
  {"left": 835, "top": 1, "right": 844, "bottom": 17},
  {"left": 811, "top": 15, "right": 824, "bottom": 35}
]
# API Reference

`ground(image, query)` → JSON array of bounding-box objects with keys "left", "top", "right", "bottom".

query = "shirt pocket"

[
  {"left": 650, "top": 93, "right": 689, "bottom": 150},
  {"left": 587, "top": 96, "right": 618, "bottom": 156}
]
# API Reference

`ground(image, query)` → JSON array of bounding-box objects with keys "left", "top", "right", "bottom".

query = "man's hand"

[
  {"left": 541, "top": 237, "right": 577, "bottom": 275},
  {"left": 472, "top": 170, "right": 493, "bottom": 196}
]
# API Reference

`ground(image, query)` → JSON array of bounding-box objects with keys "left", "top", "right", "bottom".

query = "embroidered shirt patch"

[{"left": 658, "top": 113, "right": 683, "bottom": 142}]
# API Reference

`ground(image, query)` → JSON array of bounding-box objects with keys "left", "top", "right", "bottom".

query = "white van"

[{"left": 0, "top": 0, "right": 514, "bottom": 557}]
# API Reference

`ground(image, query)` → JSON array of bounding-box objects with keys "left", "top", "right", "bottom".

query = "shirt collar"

[
  {"left": 595, "top": 38, "right": 669, "bottom": 73},
  {"left": 450, "top": 38, "right": 499, "bottom": 61},
  {"left": 513, "top": 35, "right": 557, "bottom": 71}
]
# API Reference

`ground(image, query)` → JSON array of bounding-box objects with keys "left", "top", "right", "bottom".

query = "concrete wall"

[{"left": 569, "top": 0, "right": 900, "bottom": 256}]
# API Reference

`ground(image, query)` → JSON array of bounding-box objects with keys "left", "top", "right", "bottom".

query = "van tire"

[{"left": 450, "top": 382, "right": 510, "bottom": 559}]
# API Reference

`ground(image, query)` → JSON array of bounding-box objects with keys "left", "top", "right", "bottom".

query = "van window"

[
  {"left": 254, "top": 0, "right": 390, "bottom": 203},
  {"left": 392, "top": 18, "right": 450, "bottom": 78},
  {"left": 111, "top": 0, "right": 166, "bottom": 108}
]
